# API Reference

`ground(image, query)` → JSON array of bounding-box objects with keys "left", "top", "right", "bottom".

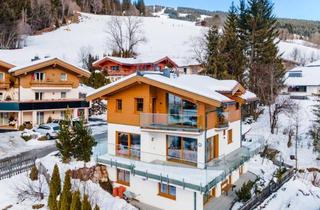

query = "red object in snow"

[
  {"left": 112, "top": 187, "right": 119, "bottom": 197},
  {"left": 118, "top": 186, "right": 126, "bottom": 198}
]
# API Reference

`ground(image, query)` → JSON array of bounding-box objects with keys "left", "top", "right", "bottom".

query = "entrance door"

[{"left": 37, "top": 112, "right": 44, "bottom": 125}]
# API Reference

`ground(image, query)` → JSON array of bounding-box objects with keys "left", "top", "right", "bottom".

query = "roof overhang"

[
  {"left": 0, "top": 60, "right": 15, "bottom": 69},
  {"left": 87, "top": 75, "right": 223, "bottom": 107},
  {"left": 9, "top": 58, "right": 91, "bottom": 78}
]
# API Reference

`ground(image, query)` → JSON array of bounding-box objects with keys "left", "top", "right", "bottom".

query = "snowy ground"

[
  {"left": 246, "top": 97, "right": 320, "bottom": 169},
  {"left": 0, "top": 131, "right": 55, "bottom": 159},
  {"left": 0, "top": 13, "right": 319, "bottom": 68},
  {"left": 255, "top": 177, "right": 320, "bottom": 210},
  {"left": 0, "top": 152, "right": 136, "bottom": 210}
]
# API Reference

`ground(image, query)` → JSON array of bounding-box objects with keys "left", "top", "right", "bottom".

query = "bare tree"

[
  {"left": 106, "top": 16, "right": 146, "bottom": 57},
  {"left": 15, "top": 174, "right": 46, "bottom": 202},
  {"left": 269, "top": 96, "right": 296, "bottom": 134},
  {"left": 191, "top": 33, "right": 207, "bottom": 68},
  {"left": 90, "top": 0, "right": 103, "bottom": 14}
]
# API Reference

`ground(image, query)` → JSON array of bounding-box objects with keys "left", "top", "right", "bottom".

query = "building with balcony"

[
  {"left": 87, "top": 71, "right": 258, "bottom": 210},
  {"left": 0, "top": 58, "right": 90, "bottom": 130},
  {"left": 93, "top": 56, "right": 179, "bottom": 82}
]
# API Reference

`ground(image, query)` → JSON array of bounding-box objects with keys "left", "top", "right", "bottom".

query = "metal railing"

[{"left": 140, "top": 113, "right": 202, "bottom": 131}]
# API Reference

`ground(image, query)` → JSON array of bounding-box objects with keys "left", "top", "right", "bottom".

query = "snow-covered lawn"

[
  {"left": 246, "top": 98, "right": 320, "bottom": 169},
  {"left": 0, "top": 152, "right": 136, "bottom": 210},
  {"left": 0, "top": 131, "right": 55, "bottom": 159},
  {"left": 255, "top": 177, "right": 320, "bottom": 210}
]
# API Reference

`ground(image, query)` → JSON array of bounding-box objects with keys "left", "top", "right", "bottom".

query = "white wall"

[
  {"left": 108, "top": 166, "right": 203, "bottom": 210},
  {"left": 19, "top": 87, "right": 79, "bottom": 101}
]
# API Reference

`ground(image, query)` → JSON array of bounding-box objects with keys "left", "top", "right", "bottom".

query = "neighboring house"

[
  {"left": 93, "top": 56, "right": 179, "bottom": 82},
  {"left": 87, "top": 71, "right": 258, "bottom": 210},
  {"left": 0, "top": 57, "right": 91, "bottom": 130},
  {"left": 284, "top": 60, "right": 320, "bottom": 98}
]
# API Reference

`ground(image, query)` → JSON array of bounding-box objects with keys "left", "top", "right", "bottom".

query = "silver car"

[{"left": 34, "top": 123, "right": 60, "bottom": 139}]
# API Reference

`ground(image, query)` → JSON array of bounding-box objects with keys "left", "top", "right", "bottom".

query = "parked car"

[
  {"left": 52, "top": 118, "right": 87, "bottom": 127},
  {"left": 33, "top": 123, "right": 60, "bottom": 139}
]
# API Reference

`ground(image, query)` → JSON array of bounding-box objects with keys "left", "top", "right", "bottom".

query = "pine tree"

[
  {"left": 70, "top": 190, "right": 82, "bottom": 210},
  {"left": 56, "top": 114, "right": 74, "bottom": 163},
  {"left": 59, "top": 171, "right": 72, "bottom": 210},
  {"left": 48, "top": 164, "right": 61, "bottom": 210},
  {"left": 93, "top": 204, "right": 100, "bottom": 210},
  {"left": 81, "top": 194, "right": 92, "bottom": 210},
  {"left": 310, "top": 96, "right": 320, "bottom": 155},
  {"left": 72, "top": 118, "right": 97, "bottom": 163},
  {"left": 240, "top": 0, "right": 285, "bottom": 104},
  {"left": 204, "top": 25, "right": 227, "bottom": 79},
  {"left": 221, "top": 2, "right": 246, "bottom": 83},
  {"left": 122, "top": 0, "right": 131, "bottom": 12},
  {"left": 135, "top": 0, "right": 145, "bottom": 15}
]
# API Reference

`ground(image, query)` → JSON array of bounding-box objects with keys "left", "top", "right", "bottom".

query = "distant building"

[
  {"left": 283, "top": 60, "right": 320, "bottom": 99},
  {"left": 87, "top": 71, "right": 258, "bottom": 210},
  {"left": 282, "top": 58, "right": 299, "bottom": 71},
  {"left": 93, "top": 56, "right": 179, "bottom": 82},
  {"left": 0, "top": 58, "right": 90, "bottom": 130}
]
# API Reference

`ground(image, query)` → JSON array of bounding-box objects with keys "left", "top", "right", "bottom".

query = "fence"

[
  {"left": 0, "top": 155, "right": 36, "bottom": 180},
  {"left": 235, "top": 168, "right": 295, "bottom": 210}
]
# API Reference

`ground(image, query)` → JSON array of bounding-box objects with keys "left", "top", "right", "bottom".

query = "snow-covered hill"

[
  {"left": 0, "top": 13, "right": 320, "bottom": 67},
  {"left": 0, "top": 13, "right": 204, "bottom": 67}
]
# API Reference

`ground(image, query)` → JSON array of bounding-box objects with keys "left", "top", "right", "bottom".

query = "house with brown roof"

[{"left": 0, "top": 57, "right": 90, "bottom": 130}]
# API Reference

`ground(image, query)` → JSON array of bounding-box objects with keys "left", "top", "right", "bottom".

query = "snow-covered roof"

[
  {"left": 88, "top": 72, "right": 257, "bottom": 105},
  {"left": 8, "top": 57, "right": 90, "bottom": 77},
  {"left": 93, "top": 55, "right": 179, "bottom": 67},
  {"left": 285, "top": 63, "right": 320, "bottom": 86}
]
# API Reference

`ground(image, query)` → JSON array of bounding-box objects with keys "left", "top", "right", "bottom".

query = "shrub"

[
  {"left": 275, "top": 167, "right": 287, "bottom": 182},
  {"left": 48, "top": 164, "right": 61, "bottom": 210},
  {"left": 26, "top": 123, "right": 33, "bottom": 130},
  {"left": 81, "top": 194, "right": 92, "bottom": 210},
  {"left": 47, "top": 116, "right": 53, "bottom": 123},
  {"left": 236, "top": 181, "right": 255, "bottom": 202},
  {"left": 93, "top": 204, "right": 100, "bottom": 210},
  {"left": 70, "top": 190, "right": 81, "bottom": 210},
  {"left": 29, "top": 165, "right": 39, "bottom": 181},
  {"left": 38, "top": 136, "right": 48, "bottom": 141},
  {"left": 21, "top": 135, "right": 32, "bottom": 141},
  {"left": 59, "top": 171, "right": 72, "bottom": 210},
  {"left": 19, "top": 125, "right": 26, "bottom": 131},
  {"left": 32, "top": 204, "right": 45, "bottom": 209}
]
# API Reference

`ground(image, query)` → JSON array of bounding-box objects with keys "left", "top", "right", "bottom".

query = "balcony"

[
  {"left": 140, "top": 113, "right": 202, "bottom": 133},
  {"left": 30, "top": 80, "right": 74, "bottom": 87}
]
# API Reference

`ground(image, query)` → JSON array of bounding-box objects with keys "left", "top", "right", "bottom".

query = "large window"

[
  {"left": 168, "top": 93, "right": 197, "bottom": 127},
  {"left": 167, "top": 135, "right": 197, "bottom": 164},
  {"left": 0, "top": 73, "right": 4, "bottom": 81},
  {"left": 206, "top": 135, "right": 219, "bottom": 162},
  {"left": 37, "top": 112, "right": 44, "bottom": 124},
  {"left": 158, "top": 183, "right": 176, "bottom": 200},
  {"left": 116, "top": 132, "right": 141, "bottom": 159},
  {"left": 117, "top": 169, "right": 130, "bottom": 186},
  {"left": 111, "top": 66, "right": 120, "bottom": 71},
  {"left": 288, "top": 86, "right": 307, "bottom": 93}
]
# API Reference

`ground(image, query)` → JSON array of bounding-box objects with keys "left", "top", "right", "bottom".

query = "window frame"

[
  {"left": 116, "top": 168, "right": 130, "bottom": 186},
  {"left": 0, "top": 73, "right": 4, "bottom": 81},
  {"left": 35, "top": 92, "right": 44, "bottom": 101},
  {"left": 60, "top": 73, "right": 67, "bottom": 81},
  {"left": 34, "top": 72, "right": 45, "bottom": 81},
  {"left": 61, "top": 91, "right": 67, "bottom": 99},
  {"left": 116, "top": 99, "right": 122, "bottom": 112},
  {"left": 135, "top": 98, "right": 144, "bottom": 112},
  {"left": 158, "top": 183, "right": 176, "bottom": 200},
  {"left": 111, "top": 66, "right": 120, "bottom": 71}
]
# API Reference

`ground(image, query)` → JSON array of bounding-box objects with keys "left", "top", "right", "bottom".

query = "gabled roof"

[
  {"left": 87, "top": 72, "right": 257, "bottom": 107},
  {"left": 9, "top": 57, "right": 91, "bottom": 78},
  {"left": 93, "top": 56, "right": 179, "bottom": 68},
  {"left": 0, "top": 60, "right": 15, "bottom": 69},
  {"left": 285, "top": 64, "right": 320, "bottom": 86}
]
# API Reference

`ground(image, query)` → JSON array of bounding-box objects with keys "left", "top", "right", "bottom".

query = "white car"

[{"left": 33, "top": 123, "right": 60, "bottom": 139}]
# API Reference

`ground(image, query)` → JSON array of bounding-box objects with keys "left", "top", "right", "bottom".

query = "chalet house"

[
  {"left": 93, "top": 56, "right": 179, "bottom": 82},
  {"left": 87, "top": 71, "right": 258, "bottom": 210},
  {"left": 0, "top": 58, "right": 90, "bottom": 130},
  {"left": 284, "top": 60, "right": 320, "bottom": 99}
]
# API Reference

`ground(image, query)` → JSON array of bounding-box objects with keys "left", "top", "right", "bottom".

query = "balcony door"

[
  {"left": 206, "top": 134, "right": 219, "bottom": 162},
  {"left": 167, "top": 135, "right": 197, "bottom": 164},
  {"left": 167, "top": 93, "right": 197, "bottom": 127},
  {"left": 116, "top": 132, "right": 141, "bottom": 159}
]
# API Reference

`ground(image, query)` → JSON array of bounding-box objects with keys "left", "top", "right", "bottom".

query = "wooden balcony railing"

[{"left": 30, "top": 80, "right": 74, "bottom": 87}]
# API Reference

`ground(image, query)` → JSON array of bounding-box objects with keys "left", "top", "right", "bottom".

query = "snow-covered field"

[{"left": 1, "top": 13, "right": 319, "bottom": 68}]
